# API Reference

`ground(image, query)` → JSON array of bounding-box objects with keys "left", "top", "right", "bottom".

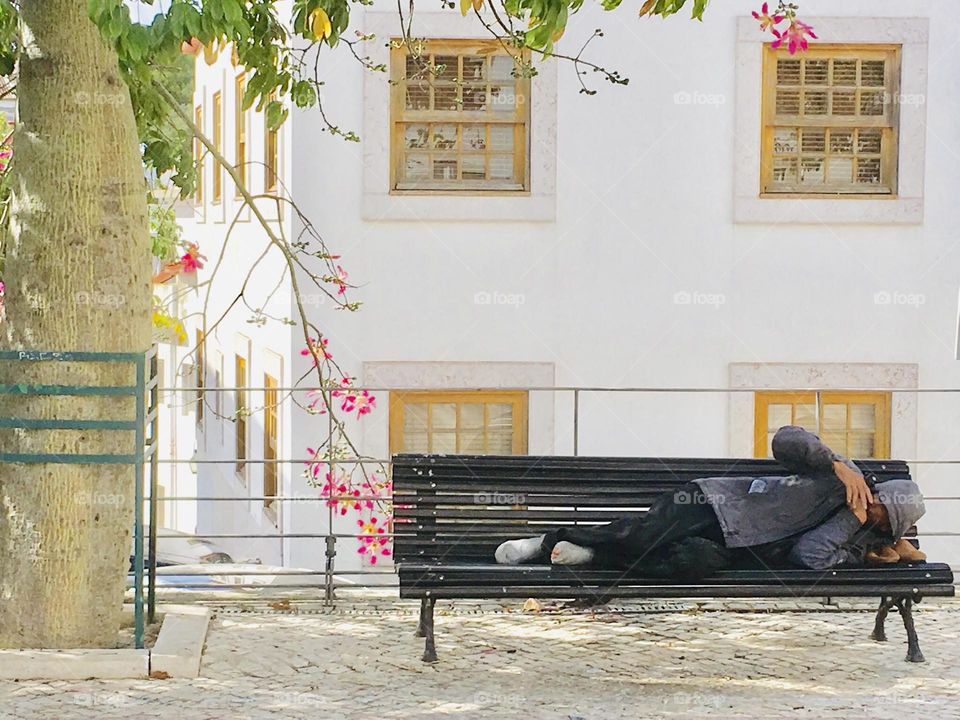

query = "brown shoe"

[
  {"left": 866, "top": 545, "right": 901, "bottom": 565},
  {"left": 893, "top": 538, "right": 927, "bottom": 563}
]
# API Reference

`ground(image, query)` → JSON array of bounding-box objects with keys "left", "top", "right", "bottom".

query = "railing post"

[
  {"left": 133, "top": 353, "right": 146, "bottom": 649},
  {"left": 573, "top": 389, "right": 579, "bottom": 456},
  {"left": 147, "top": 349, "right": 159, "bottom": 624}
]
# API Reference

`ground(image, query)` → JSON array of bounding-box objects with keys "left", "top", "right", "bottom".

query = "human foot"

[
  {"left": 495, "top": 535, "right": 545, "bottom": 565},
  {"left": 550, "top": 541, "right": 595, "bottom": 566}
]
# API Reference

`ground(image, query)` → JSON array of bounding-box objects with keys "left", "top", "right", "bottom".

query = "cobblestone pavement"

[{"left": 2, "top": 599, "right": 959, "bottom": 720}]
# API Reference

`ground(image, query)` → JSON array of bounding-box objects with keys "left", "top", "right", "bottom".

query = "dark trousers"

[{"left": 539, "top": 482, "right": 736, "bottom": 579}]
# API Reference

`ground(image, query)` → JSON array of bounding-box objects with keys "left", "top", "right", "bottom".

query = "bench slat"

[{"left": 398, "top": 584, "right": 956, "bottom": 600}]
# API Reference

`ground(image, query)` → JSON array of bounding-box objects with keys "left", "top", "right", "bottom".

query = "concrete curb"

[{"left": 0, "top": 605, "right": 211, "bottom": 681}]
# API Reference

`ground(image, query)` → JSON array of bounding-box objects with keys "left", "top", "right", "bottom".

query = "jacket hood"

[{"left": 875, "top": 479, "right": 925, "bottom": 539}]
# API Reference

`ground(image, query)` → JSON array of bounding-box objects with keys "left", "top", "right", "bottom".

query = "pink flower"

[
  {"left": 771, "top": 19, "right": 817, "bottom": 54},
  {"left": 339, "top": 389, "right": 376, "bottom": 419},
  {"left": 300, "top": 337, "right": 332, "bottom": 367},
  {"left": 180, "top": 243, "right": 205, "bottom": 273},
  {"left": 335, "top": 265, "right": 349, "bottom": 295},
  {"left": 751, "top": 3, "right": 784, "bottom": 32}
]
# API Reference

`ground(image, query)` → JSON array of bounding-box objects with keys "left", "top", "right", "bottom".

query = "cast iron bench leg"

[
  {"left": 420, "top": 597, "right": 438, "bottom": 663},
  {"left": 895, "top": 597, "right": 925, "bottom": 663},
  {"left": 415, "top": 597, "right": 428, "bottom": 638},
  {"left": 870, "top": 596, "right": 895, "bottom": 642}
]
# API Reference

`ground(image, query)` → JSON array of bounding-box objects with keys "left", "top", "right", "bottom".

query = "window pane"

[
  {"left": 776, "top": 89, "right": 801, "bottom": 115},
  {"left": 487, "top": 432, "right": 513, "bottom": 454},
  {"left": 405, "top": 84, "right": 429, "bottom": 110},
  {"left": 767, "top": 404, "right": 792, "bottom": 431},
  {"left": 773, "top": 128, "right": 798, "bottom": 154},
  {"left": 801, "top": 129, "right": 825, "bottom": 153},
  {"left": 404, "top": 403, "right": 429, "bottom": 432},
  {"left": 822, "top": 404, "right": 847, "bottom": 431},
  {"left": 826, "top": 157, "right": 854, "bottom": 184},
  {"left": 403, "top": 154, "right": 429, "bottom": 180},
  {"left": 434, "top": 55, "right": 458, "bottom": 81},
  {"left": 434, "top": 85, "right": 459, "bottom": 111},
  {"left": 432, "top": 403, "right": 456, "bottom": 429},
  {"left": 803, "top": 90, "right": 828, "bottom": 115},
  {"left": 460, "top": 429, "right": 485, "bottom": 453},
  {"left": 488, "top": 403, "right": 513, "bottom": 430},
  {"left": 850, "top": 404, "right": 876, "bottom": 430},
  {"left": 800, "top": 158, "right": 824, "bottom": 184},
  {"left": 821, "top": 433, "right": 847, "bottom": 455},
  {"left": 794, "top": 404, "right": 816, "bottom": 429},
  {"left": 772, "top": 157, "right": 798, "bottom": 183},
  {"left": 860, "top": 90, "right": 885, "bottom": 116},
  {"left": 432, "top": 156, "right": 458, "bottom": 181},
  {"left": 462, "top": 85, "right": 487, "bottom": 112},
  {"left": 832, "top": 60, "right": 858, "bottom": 85},
  {"left": 805, "top": 59, "right": 828, "bottom": 85},
  {"left": 489, "top": 125, "right": 514, "bottom": 152},
  {"left": 861, "top": 60, "right": 885, "bottom": 87},
  {"left": 830, "top": 130, "right": 853, "bottom": 154},
  {"left": 404, "top": 124, "right": 428, "bottom": 149},
  {"left": 404, "top": 433, "right": 429, "bottom": 453},
  {"left": 490, "top": 55, "right": 517, "bottom": 81},
  {"left": 831, "top": 90, "right": 856, "bottom": 115},
  {"left": 432, "top": 432, "right": 456, "bottom": 453},
  {"left": 463, "top": 124, "right": 486, "bottom": 150},
  {"left": 463, "top": 55, "right": 486, "bottom": 81},
  {"left": 857, "top": 157, "right": 881, "bottom": 184},
  {"left": 491, "top": 83, "right": 516, "bottom": 112},
  {"left": 462, "top": 155, "right": 485, "bottom": 180},
  {"left": 460, "top": 403, "right": 484, "bottom": 428},
  {"left": 777, "top": 59, "right": 801, "bottom": 85},
  {"left": 848, "top": 433, "right": 875, "bottom": 458},
  {"left": 432, "top": 124, "right": 457, "bottom": 150},
  {"left": 489, "top": 155, "right": 514, "bottom": 180},
  {"left": 858, "top": 129, "right": 882, "bottom": 154}
]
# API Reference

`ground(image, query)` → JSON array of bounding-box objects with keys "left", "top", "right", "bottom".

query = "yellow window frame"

[
  {"left": 760, "top": 44, "right": 901, "bottom": 197},
  {"left": 389, "top": 390, "right": 528, "bottom": 455},
  {"left": 235, "top": 73, "right": 247, "bottom": 197},
  {"left": 212, "top": 91, "right": 223, "bottom": 203},
  {"left": 389, "top": 39, "right": 531, "bottom": 194},
  {"left": 754, "top": 390, "right": 891, "bottom": 459}
]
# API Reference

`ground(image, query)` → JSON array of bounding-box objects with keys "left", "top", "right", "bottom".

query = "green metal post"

[{"left": 133, "top": 354, "right": 146, "bottom": 650}]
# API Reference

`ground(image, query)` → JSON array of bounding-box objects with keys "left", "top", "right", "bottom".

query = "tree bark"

[{"left": 0, "top": 0, "right": 151, "bottom": 647}]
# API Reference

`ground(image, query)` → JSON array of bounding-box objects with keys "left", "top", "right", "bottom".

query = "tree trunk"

[{"left": 0, "top": 0, "right": 151, "bottom": 647}]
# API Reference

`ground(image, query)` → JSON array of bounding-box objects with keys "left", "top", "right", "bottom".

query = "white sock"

[
  {"left": 551, "top": 541, "right": 595, "bottom": 566},
  {"left": 495, "top": 535, "right": 545, "bottom": 565}
]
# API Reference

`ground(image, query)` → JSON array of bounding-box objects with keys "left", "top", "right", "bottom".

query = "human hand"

[{"left": 833, "top": 460, "right": 871, "bottom": 519}]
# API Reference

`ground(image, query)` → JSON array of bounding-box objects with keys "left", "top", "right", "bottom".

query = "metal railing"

[
  {"left": 0, "top": 349, "right": 158, "bottom": 649},
  {"left": 137, "top": 382, "right": 960, "bottom": 608}
]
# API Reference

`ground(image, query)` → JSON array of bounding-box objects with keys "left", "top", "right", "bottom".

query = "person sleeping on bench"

[{"left": 494, "top": 425, "right": 926, "bottom": 579}]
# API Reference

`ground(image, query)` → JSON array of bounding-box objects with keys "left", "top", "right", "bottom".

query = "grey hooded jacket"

[
  {"left": 694, "top": 425, "right": 852, "bottom": 549},
  {"left": 787, "top": 478, "right": 925, "bottom": 570}
]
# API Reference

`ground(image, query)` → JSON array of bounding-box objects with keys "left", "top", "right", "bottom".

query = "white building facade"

[{"left": 165, "top": 0, "right": 960, "bottom": 575}]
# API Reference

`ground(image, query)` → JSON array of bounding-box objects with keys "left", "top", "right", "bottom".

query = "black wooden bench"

[{"left": 393, "top": 454, "right": 955, "bottom": 663}]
